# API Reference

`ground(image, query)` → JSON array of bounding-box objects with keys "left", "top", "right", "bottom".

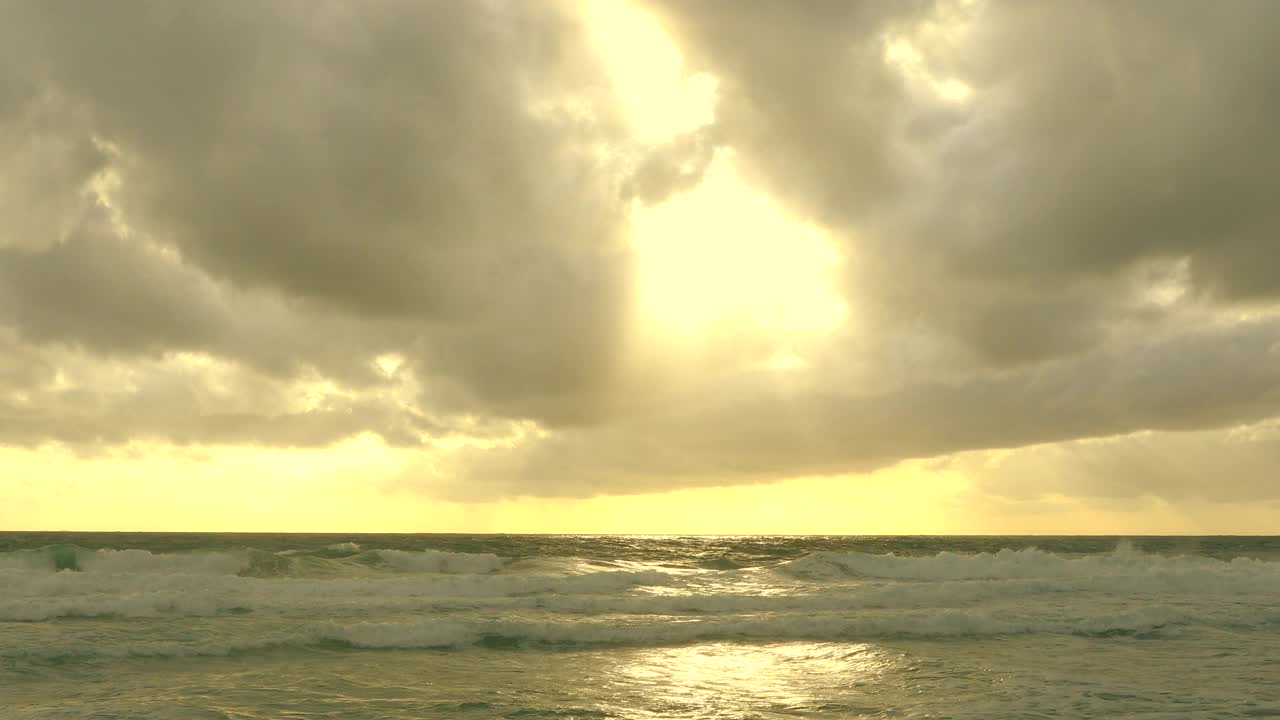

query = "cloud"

[
  {"left": 2, "top": 0, "right": 1279, "bottom": 509},
  {"left": 414, "top": 314, "right": 1280, "bottom": 499},
  {"left": 0, "top": 106, "right": 107, "bottom": 252},
  {"left": 647, "top": 0, "right": 1280, "bottom": 363},
  {"left": 0, "top": 0, "right": 635, "bottom": 425},
  {"left": 0, "top": 329, "right": 431, "bottom": 449},
  {"left": 958, "top": 420, "right": 1280, "bottom": 504}
]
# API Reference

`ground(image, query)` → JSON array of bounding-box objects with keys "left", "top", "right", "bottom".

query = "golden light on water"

[{"left": 612, "top": 642, "right": 896, "bottom": 717}]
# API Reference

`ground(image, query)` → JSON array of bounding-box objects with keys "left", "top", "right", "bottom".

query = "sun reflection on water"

[{"left": 607, "top": 642, "right": 897, "bottom": 719}]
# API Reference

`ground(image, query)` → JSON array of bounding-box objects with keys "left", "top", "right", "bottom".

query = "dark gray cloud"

[
  {"left": 0, "top": 87, "right": 107, "bottom": 252},
  {"left": 642, "top": 0, "right": 931, "bottom": 222},
  {"left": 417, "top": 315, "right": 1280, "bottom": 499},
  {"left": 0, "top": 207, "right": 229, "bottom": 356},
  {"left": 0, "top": 0, "right": 634, "bottom": 425},
  {"left": 0, "top": 201, "right": 424, "bottom": 387},
  {"left": 647, "top": 0, "right": 1280, "bottom": 364}
]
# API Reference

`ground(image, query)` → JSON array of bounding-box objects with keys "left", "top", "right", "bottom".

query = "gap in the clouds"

[
  {"left": 881, "top": 0, "right": 980, "bottom": 104},
  {"left": 579, "top": 0, "right": 717, "bottom": 145},
  {"left": 577, "top": 0, "right": 851, "bottom": 374},
  {"left": 883, "top": 37, "right": 973, "bottom": 103},
  {"left": 626, "top": 149, "right": 849, "bottom": 358},
  {"left": 373, "top": 352, "right": 404, "bottom": 378}
]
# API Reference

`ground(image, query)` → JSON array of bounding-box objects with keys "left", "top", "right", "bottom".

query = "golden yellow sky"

[{"left": 5, "top": 437, "right": 1276, "bottom": 533}]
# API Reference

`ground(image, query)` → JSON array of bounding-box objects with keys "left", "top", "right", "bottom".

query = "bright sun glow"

[
  {"left": 580, "top": 0, "right": 846, "bottom": 345},
  {"left": 629, "top": 149, "right": 848, "bottom": 338},
  {"left": 580, "top": 0, "right": 717, "bottom": 144}
]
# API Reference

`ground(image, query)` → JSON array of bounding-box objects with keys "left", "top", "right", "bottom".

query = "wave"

[
  {"left": 7, "top": 603, "right": 1268, "bottom": 660},
  {"left": 373, "top": 549, "right": 506, "bottom": 574},
  {"left": 777, "top": 546, "right": 1280, "bottom": 588},
  {"left": 0, "top": 566, "right": 678, "bottom": 621},
  {"left": 5, "top": 568, "right": 1277, "bottom": 623},
  {"left": 0, "top": 546, "right": 249, "bottom": 575},
  {"left": 318, "top": 541, "right": 362, "bottom": 556},
  {"left": 309, "top": 604, "right": 1212, "bottom": 648},
  {"left": 4, "top": 543, "right": 1278, "bottom": 622},
  {"left": 0, "top": 591, "right": 247, "bottom": 622},
  {"left": 13, "top": 542, "right": 1271, "bottom": 586},
  {"left": 0, "top": 545, "right": 511, "bottom": 578}
]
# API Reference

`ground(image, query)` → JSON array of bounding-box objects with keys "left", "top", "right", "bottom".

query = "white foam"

[
  {"left": 303, "top": 602, "right": 1252, "bottom": 649},
  {"left": 0, "top": 546, "right": 519, "bottom": 578},
  {"left": 0, "top": 564, "right": 677, "bottom": 621},
  {"left": 3, "top": 543, "right": 1276, "bottom": 624},
  {"left": 4, "top": 603, "right": 1240, "bottom": 660},
  {"left": 0, "top": 590, "right": 238, "bottom": 621},
  {"left": 778, "top": 547, "right": 1280, "bottom": 590},
  {"left": 375, "top": 549, "right": 506, "bottom": 574},
  {"left": 309, "top": 619, "right": 478, "bottom": 649},
  {"left": 0, "top": 547, "right": 251, "bottom": 575},
  {"left": 78, "top": 549, "right": 249, "bottom": 575},
  {"left": 0, "top": 550, "right": 58, "bottom": 572}
]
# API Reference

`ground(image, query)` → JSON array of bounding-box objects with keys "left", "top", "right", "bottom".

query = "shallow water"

[{"left": 3, "top": 534, "right": 1278, "bottom": 718}]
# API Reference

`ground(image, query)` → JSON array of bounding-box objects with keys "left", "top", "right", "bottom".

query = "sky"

[{"left": 1, "top": 0, "right": 1279, "bottom": 533}]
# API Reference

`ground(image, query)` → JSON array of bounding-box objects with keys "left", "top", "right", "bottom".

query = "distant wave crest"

[
  {"left": 0, "top": 545, "right": 511, "bottom": 578},
  {"left": 5, "top": 603, "right": 1263, "bottom": 661},
  {"left": 777, "top": 545, "right": 1280, "bottom": 591}
]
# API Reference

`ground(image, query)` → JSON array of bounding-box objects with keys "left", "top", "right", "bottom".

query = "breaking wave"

[
  {"left": 0, "top": 545, "right": 510, "bottom": 578},
  {"left": 777, "top": 545, "right": 1280, "bottom": 591},
  {"left": 306, "top": 604, "right": 1219, "bottom": 648},
  {"left": 4, "top": 541, "right": 1276, "bottom": 662},
  {"left": 7, "top": 603, "right": 1270, "bottom": 661},
  {"left": 3, "top": 547, "right": 1277, "bottom": 623},
  {"left": 374, "top": 549, "right": 506, "bottom": 574},
  {"left": 0, "top": 567, "right": 677, "bottom": 621}
]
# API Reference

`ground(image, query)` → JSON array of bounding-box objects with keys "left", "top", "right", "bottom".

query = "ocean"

[{"left": 2, "top": 534, "right": 1277, "bottom": 719}]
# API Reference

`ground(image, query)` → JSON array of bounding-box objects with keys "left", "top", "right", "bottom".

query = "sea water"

[{"left": 1, "top": 534, "right": 1277, "bottom": 719}]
